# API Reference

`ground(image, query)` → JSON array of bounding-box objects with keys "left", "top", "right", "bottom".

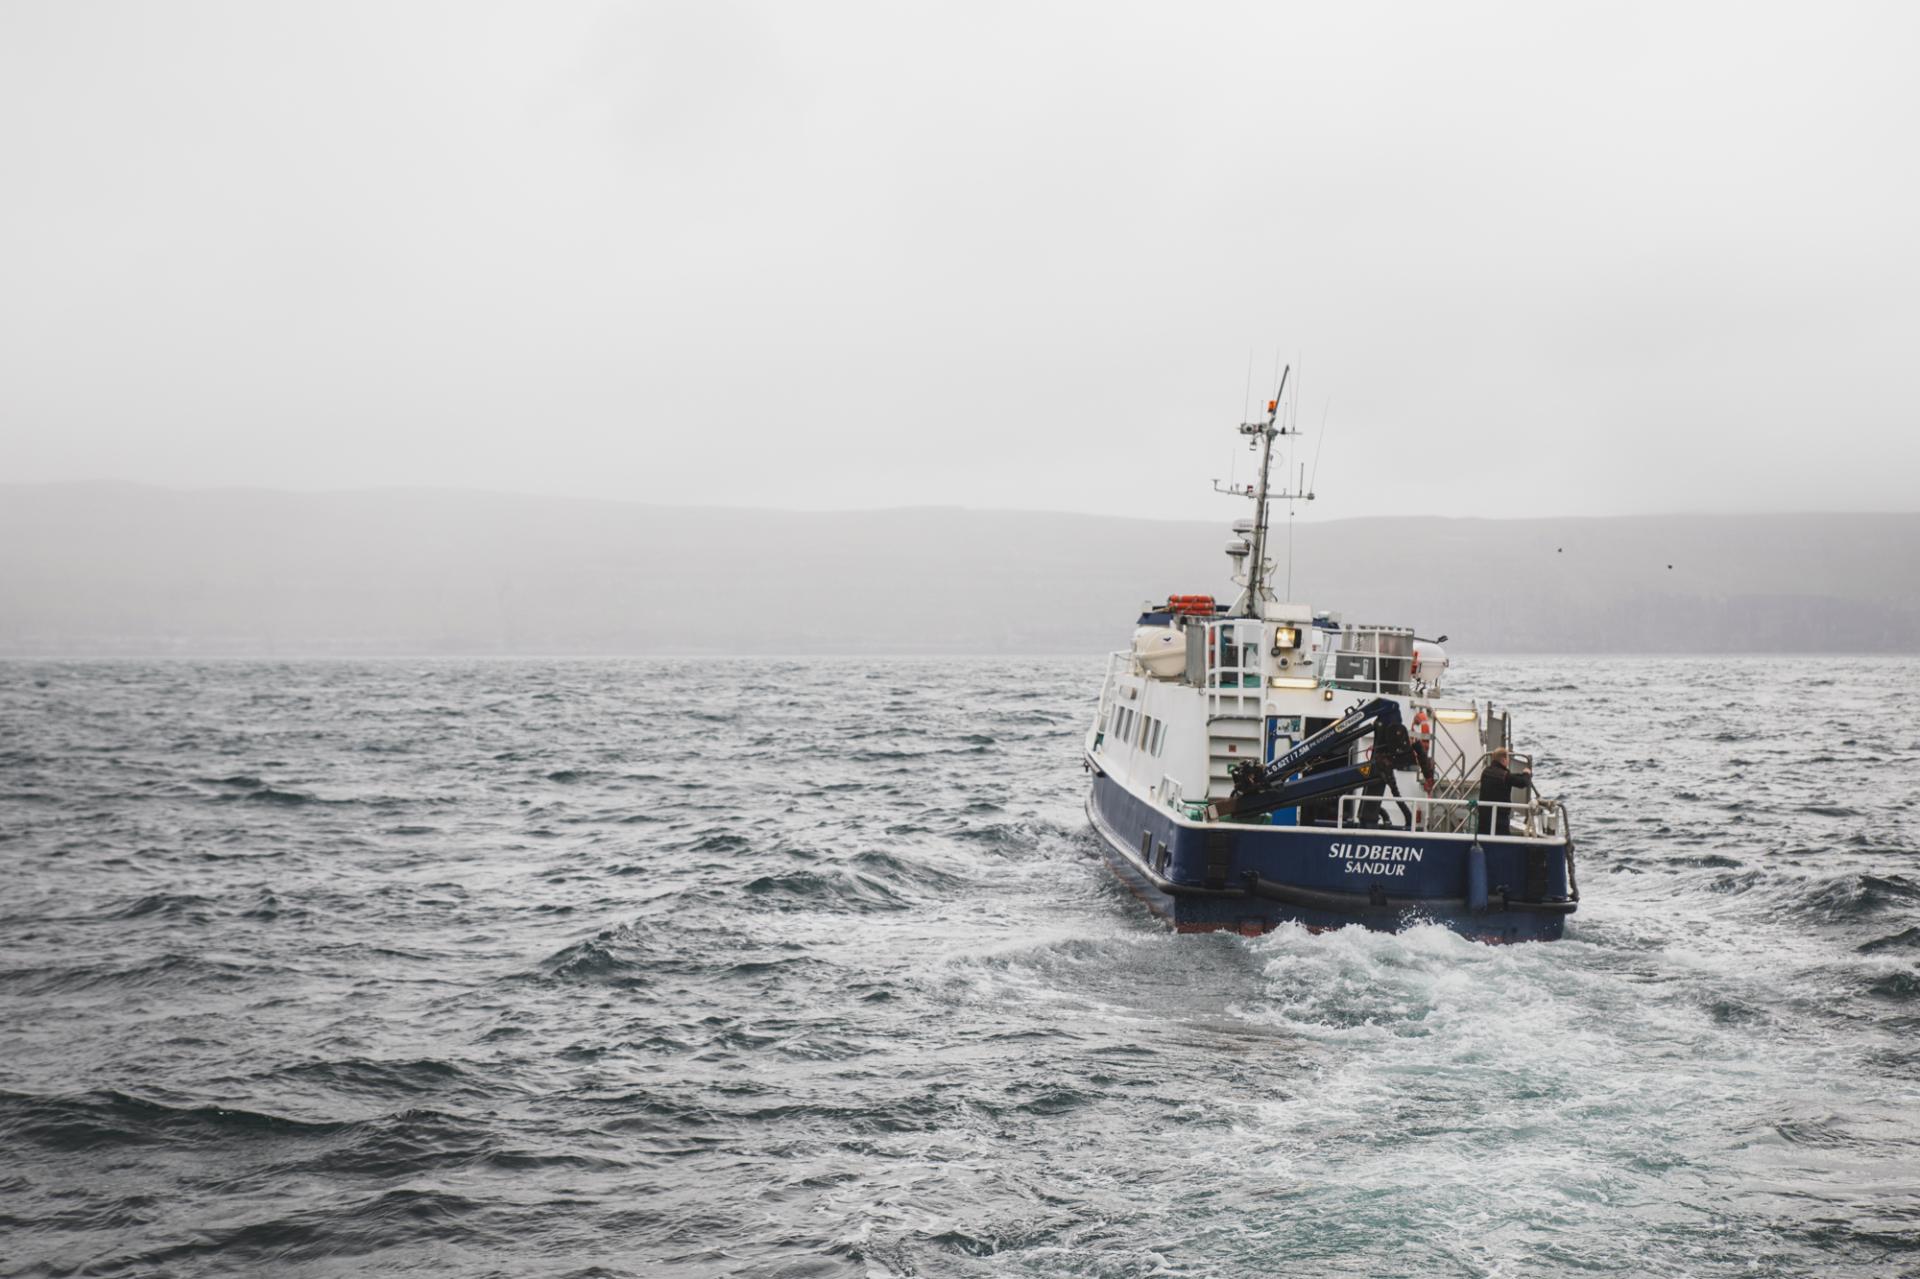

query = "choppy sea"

[{"left": 2, "top": 657, "right": 1917, "bottom": 1278}]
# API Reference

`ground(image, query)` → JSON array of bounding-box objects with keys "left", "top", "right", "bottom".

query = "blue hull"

[{"left": 1086, "top": 761, "right": 1576, "bottom": 943}]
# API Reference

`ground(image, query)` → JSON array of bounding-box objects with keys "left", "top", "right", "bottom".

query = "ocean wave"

[
  {"left": 0, "top": 953, "right": 260, "bottom": 998},
  {"left": 741, "top": 869, "right": 911, "bottom": 912},
  {"left": 1788, "top": 872, "right": 1920, "bottom": 922},
  {"left": 268, "top": 1057, "right": 470, "bottom": 1097},
  {"left": 0, "top": 1088, "right": 346, "bottom": 1152},
  {"left": 108, "top": 1186, "right": 493, "bottom": 1273},
  {"left": 101, "top": 892, "right": 217, "bottom": 920},
  {"left": 1863, "top": 970, "right": 1920, "bottom": 1003},
  {"left": 220, "top": 785, "right": 326, "bottom": 806},
  {"left": 1858, "top": 926, "right": 1920, "bottom": 953},
  {"left": 537, "top": 932, "right": 655, "bottom": 988}
]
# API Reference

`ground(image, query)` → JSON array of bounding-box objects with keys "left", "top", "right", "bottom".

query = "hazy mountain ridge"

[{"left": 1, "top": 485, "right": 1913, "bottom": 655}]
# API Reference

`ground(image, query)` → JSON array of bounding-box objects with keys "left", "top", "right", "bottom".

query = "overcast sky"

[{"left": 3, "top": 2, "right": 1916, "bottom": 522}]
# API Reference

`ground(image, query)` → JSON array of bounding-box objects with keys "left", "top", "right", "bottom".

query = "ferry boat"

[{"left": 1083, "top": 370, "right": 1579, "bottom": 942}]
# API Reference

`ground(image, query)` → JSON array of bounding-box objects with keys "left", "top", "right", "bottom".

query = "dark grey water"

[{"left": 2, "top": 657, "right": 1917, "bottom": 1278}]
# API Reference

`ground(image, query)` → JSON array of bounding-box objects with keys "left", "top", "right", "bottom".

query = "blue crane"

[{"left": 1210, "top": 696, "right": 1407, "bottom": 821}]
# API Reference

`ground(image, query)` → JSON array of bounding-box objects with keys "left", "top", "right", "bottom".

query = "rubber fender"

[{"left": 1466, "top": 841, "right": 1489, "bottom": 914}]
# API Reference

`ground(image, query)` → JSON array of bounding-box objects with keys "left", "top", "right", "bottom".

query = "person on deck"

[
  {"left": 1476, "top": 747, "right": 1533, "bottom": 836},
  {"left": 1360, "top": 722, "right": 1436, "bottom": 830}
]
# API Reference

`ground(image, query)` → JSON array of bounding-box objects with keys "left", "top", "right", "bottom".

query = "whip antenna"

[{"left": 1308, "top": 397, "right": 1332, "bottom": 497}]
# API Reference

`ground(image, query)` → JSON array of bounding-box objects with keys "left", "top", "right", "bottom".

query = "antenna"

[
  {"left": 1290, "top": 356, "right": 1302, "bottom": 434},
  {"left": 1308, "top": 397, "right": 1331, "bottom": 497},
  {"left": 1212, "top": 363, "right": 1315, "bottom": 616},
  {"left": 1286, "top": 491, "right": 1295, "bottom": 601},
  {"left": 1247, "top": 364, "right": 1286, "bottom": 618},
  {"left": 1284, "top": 369, "right": 1299, "bottom": 598},
  {"left": 1286, "top": 462, "right": 1306, "bottom": 598}
]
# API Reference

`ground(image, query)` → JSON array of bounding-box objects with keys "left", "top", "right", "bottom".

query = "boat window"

[
  {"left": 1329, "top": 627, "right": 1415, "bottom": 695},
  {"left": 1334, "top": 653, "right": 1376, "bottom": 687}
]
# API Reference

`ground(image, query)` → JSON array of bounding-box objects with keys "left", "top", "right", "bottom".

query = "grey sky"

[{"left": 3, "top": 2, "right": 1916, "bottom": 522}]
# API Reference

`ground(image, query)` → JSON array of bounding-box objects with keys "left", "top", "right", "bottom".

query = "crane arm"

[{"left": 1209, "top": 696, "right": 1403, "bottom": 820}]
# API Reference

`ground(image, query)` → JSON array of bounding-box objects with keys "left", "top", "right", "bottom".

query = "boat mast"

[{"left": 1214, "top": 364, "right": 1312, "bottom": 617}]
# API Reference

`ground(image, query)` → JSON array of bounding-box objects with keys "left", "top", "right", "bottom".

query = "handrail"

[
  {"left": 1092, "top": 651, "right": 1127, "bottom": 749},
  {"left": 1327, "top": 672, "right": 1415, "bottom": 696},
  {"left": 1336, "top": 791, "right": 1564, "bottom": 841},
  {"left": 1203, "top": 618, "right": 1266, "bottom": 717},
  {"left": 1424, "top": 747, "right": 1533, "bottom": 809}
]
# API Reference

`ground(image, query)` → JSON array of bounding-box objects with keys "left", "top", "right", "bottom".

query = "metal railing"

[
  {"left": 1204, "top": 621, "right": 1265, "bottom": 718},
  {"left": 1325, "top": 657, "right": 1413, "bottom": 696},
  {"left": 1334, "top": 790, "right": 1565, "bottom": 841},
  {"left": 1092, "top": 651, "right": 1127, "bottom": 750}
]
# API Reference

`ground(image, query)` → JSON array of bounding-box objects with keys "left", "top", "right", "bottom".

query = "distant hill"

[{"left": 0, "top": 485, "right": 1913, "bottom": 655}]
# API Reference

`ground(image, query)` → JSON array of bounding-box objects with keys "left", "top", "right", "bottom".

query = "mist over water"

[{"left": 2, "top": 657, "right": 1916, "bottom": 1277}]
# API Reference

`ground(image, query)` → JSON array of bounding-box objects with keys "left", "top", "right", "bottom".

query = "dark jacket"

[
  {"left": 1476, "top": 760, "right": 1532, "bottom": 834},
  {"left": 1374, "top": 723, "right": 1436, "bottom": 785}
]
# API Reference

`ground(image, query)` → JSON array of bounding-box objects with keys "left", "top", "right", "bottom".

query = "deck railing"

[
  {"left": 1334, "top": 791, "right": 1564, "bottom": 841},
  {"left": 1092, "top": 651, "right": 1128, "bottom": 749}
]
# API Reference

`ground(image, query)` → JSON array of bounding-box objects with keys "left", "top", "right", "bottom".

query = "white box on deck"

[{"left": 1262, "top": 601, "right": 1315, "bottom": 624}]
